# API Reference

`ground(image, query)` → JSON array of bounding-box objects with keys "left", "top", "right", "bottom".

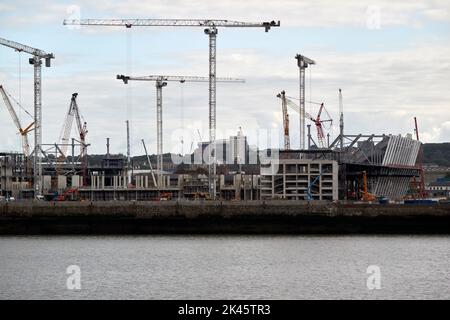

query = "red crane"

[
  {"left": 277, "top": 93, "right": 332, "bottom": 148},
  {"left": 414, "top": 117, "right": 426, "bottom": 198}
]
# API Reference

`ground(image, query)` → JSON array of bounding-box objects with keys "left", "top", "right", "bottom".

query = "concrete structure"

[
  {"left": 260, "top": 158, "right": 338, "bottom": 200},
  {"left": 0, "top": 152, "right": 32, "bottom": 199},
  {"left": 1, "top": 201, "right": 449, "bottom": 234}
]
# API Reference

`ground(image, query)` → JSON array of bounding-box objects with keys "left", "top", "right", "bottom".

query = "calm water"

[{"left": 0, "top": 235, "right": 449, "bottom": 299}]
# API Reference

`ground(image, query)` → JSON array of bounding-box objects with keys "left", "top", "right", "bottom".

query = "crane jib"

[{"left": 62, "top": 19, "right": 280, "bottom": 30}]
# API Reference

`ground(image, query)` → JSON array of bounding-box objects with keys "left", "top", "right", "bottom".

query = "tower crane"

[
  {"left": 277, "top": 93, "right": 332, "bottom": 149},
  {"left": 276, "top": 91, "right": 290, "bottom": 150},
  {"left": 295, "top": 54, "right": 315, "bottom": 150},
  {"left": 59, "top": 93, "right": 88, "bottom": 185},
  {"left": 0, "top": 85, "right": 34, "bottom": 157},
  {"left": 0, "top": 37, "right": 54, "bottom": 196},
  {"left": 117, "top": 74, "right": 245, "bottom": 189},
  {"left": 63, "top": 18, "right": 279, "bottom": 199}
]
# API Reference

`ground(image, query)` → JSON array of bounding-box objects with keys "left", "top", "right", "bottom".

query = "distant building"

[
  {"left": 424, "top": 165, "right": 450, "bottom": 186},
  {"left": 426, "top": 177, "right": 450, "bottom": 198},
  {"left": 193, "top": 128, "right": 250, "bottom": 165}
]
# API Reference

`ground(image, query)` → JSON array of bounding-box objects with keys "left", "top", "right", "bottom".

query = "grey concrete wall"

[{"left": 0, "top": 201, "right": 449, "bottom": 234}]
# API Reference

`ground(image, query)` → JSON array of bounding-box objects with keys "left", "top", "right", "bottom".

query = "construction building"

[
  {"left": 260, "top": 156, "right": 338, "bottom": 201},
  {"left": 0, "top": 35, "right": 427, "bottom": 203}
]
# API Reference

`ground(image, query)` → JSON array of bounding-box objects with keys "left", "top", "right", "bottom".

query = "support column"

[
  {"left": 33, "top": 56, "right": 42, "bottom": 196},
  {"left": 156, "top": 79, "right": 167, "bottom": 187},
  {"left": 205, "top": 26, "right": 218, "bottom": 200}
]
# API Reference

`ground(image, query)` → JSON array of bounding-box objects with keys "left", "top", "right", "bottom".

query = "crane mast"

[
  {"left": 117, "top": 74, "right": 244, "bottom": 189},
  {"left": 0, "top": 37, "right": 54, "bottom": 197},
  {"left": 126, "top": 120, "right": 131, "bottom": 185},
  {"left": 64, "top": 18, "right": 278, "bottom": 199},
  {"left": 276, "top": 91, "right": 290, "bottom": 150},
  {"left": 295, "top": 54, "right": 315, "bottom": 150}
]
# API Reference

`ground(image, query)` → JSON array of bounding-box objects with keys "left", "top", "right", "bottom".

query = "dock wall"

[{"left": 1, "top": 201, "right": 449, "bottom": 234}]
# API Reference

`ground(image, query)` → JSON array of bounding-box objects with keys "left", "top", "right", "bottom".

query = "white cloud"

[
  {"left": 2, "top": 0, "right": 449, "bottom": 30},
  {"left": 2, "top": 41, "right": 449, "bottom": 156},
  {"left": 1, "top": 0, "right": 449, "bottom": 155}
]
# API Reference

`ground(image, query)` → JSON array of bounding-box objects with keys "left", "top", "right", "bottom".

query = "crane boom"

[
  {"left": 0, "top": 37, "right": 54, "bottom": 62},
  {"left": 117, "top": 75, "right": 245, "bottom": 83},
  {"left": 278, "top": 94, "right": 331, "bottom": 148},
  {"left": 63, "top": 19, "right": 280, "bottom": 30},
  {"left": 0, "top": 85, "right": 24, "bottom": 134},
  {"left": 59, "top": 94, "right": 77, "bottom": 156},
  {"left": 0, "top": 85, "right": 34, "bottom": 157},
  {"left": 282, "top": 95, "right": 315, "bottom": 121}
]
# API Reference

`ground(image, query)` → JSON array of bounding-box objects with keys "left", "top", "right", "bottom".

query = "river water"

[{"left": 0, "top": 235, "right": 449, "bottom": 299}]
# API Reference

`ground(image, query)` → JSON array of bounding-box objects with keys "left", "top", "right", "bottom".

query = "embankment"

[{"left": 0, "top": 201, "right": 449, "bottom": 234}]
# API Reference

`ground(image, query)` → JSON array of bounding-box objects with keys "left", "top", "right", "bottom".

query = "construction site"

[{"left": 0, "top": 19, "right": 431, "bottom": 204}]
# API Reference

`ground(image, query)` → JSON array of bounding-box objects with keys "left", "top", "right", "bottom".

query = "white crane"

[
  {"left": 295, "top": 54, "right": 315, "bottom": 150},
  {"left": 59, "top": 93, "right": 88, "bottom": 184},
  {"left": 0, "top": 37, "right": 54, "bottom": 196},
  {"left": 117, "top": 74, "right": 244, "bottom": 189},
  {"left": 63, "top": 18, "right": 279, "bottom": 198},
  {"left": 0, "top": 85, "right": 34, "bottom": 157}
]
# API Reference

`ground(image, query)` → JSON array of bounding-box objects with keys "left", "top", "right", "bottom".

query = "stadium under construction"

[{"left": 0, "top": 28, "right": 424, "bottom": 203}]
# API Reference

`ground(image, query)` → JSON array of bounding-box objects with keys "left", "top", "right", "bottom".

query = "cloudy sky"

[{"left": 0, "top": 0, "right": 449, "bottom": 156}]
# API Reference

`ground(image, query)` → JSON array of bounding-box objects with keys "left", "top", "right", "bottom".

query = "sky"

[{"left": 0, "top": 0, "right": 449, "bottom": 156}]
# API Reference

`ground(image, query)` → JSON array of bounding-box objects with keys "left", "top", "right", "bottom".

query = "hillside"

[{"left": 423, "top": 143, "right": 450, "bottom": 167}]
